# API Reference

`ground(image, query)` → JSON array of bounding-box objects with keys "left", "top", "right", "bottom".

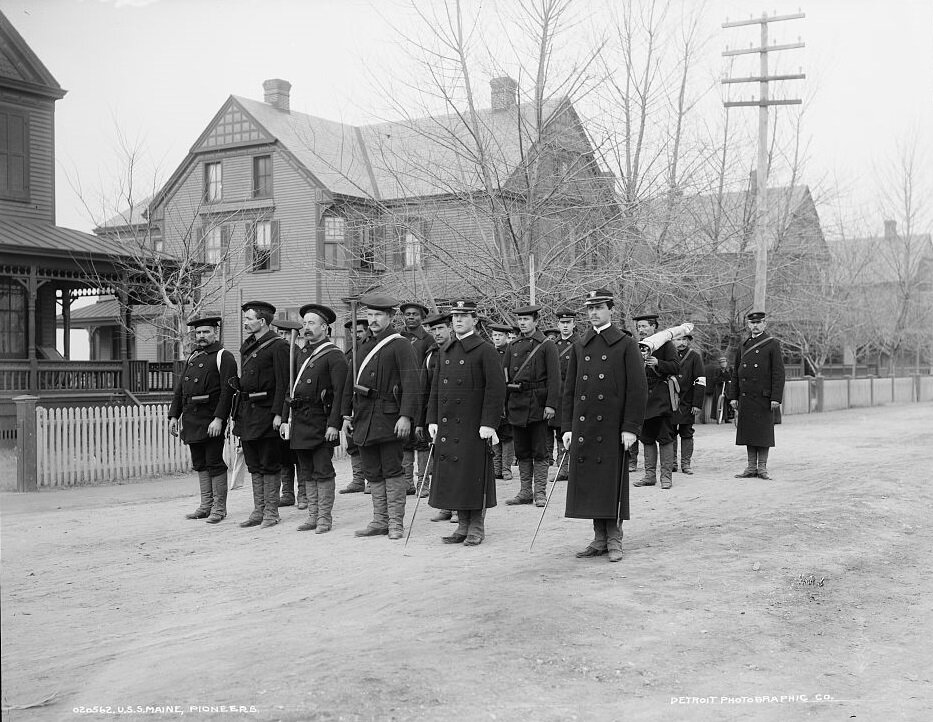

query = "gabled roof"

[
  {"left": 146, "top": 90, "right": 585, "bottom": 216},
  {"left": 0, "top": 10, "right": 66, "bottom": 99},
  {"left": 96, "top": 196, "right": 154, "bottom": 231},
  {"left": 640, "top": 185, "right": 821, "bottom": 255}
]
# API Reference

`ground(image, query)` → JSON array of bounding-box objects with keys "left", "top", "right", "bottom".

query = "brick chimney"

[
  {"left": 263, "top": 79, "right": 291, "bottom": 112},
  {"left": 884, "top": 219, "right": 897, "bottom": 240},
  {"left": 490, "top": 76, "right": 517, "bottom": 111}
]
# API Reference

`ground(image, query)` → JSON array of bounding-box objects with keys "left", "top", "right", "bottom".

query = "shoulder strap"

[
  {"left": 511, "top": 340, "right": 548, "bottom": 382},
  {"left": 216, "top": 348, "right": 233, "bottom": 372},
  {"left": 291, "top": 342, "right": 338, "bottom": 396},
  {"left": 356, "top": 333, "right": 403, "bottom": 383},
  {"left": 742, "top": 336, "right": 773, "bottom": 359},
  {"left": 558, "top": 342, "right": 574, "bottom": 360}
]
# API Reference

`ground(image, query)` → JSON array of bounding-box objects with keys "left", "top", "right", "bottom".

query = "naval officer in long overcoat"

[
  {"left": 427, "top": 300, "right": 506, "bottom": 546},
  {"left": 281, "top": 303, "right": 348, "bottom": 534},
  {"left": 728, "top": 309, "right": 785, "bottom": 479},
  {"left": 561, "top": 289, "right": 647, "bottom": 562},
  {"left": 168, "top": 316, "right": 238, "bottom": 524}
]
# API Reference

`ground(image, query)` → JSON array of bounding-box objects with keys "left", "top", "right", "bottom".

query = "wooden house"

[{"left": 98, "top": 77, "right": 619, "bottom": 353}]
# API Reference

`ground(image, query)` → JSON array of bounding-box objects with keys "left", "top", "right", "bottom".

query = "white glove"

[
  {"left": 621, "top": 431, "right": 637, "bottom": 450},
  {"left": 279, "top": 422, "right": 290, "bottom": 440},
  {"left": 562, "top": 431, "right": 572, "bottom": 450},
  {"left": 428, "top": 423, "right": 438, "bottom": 440},
  {"left": 479, "top": 426, "right": 499, "bottom": 445}
]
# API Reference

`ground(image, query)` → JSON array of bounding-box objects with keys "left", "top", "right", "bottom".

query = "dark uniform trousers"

[
  {"left": 358, "top": 441, "right": 404, "bottom": 484},
  {"left": 242, "top": 438, "right": 282, "bottom": 475},
  {"left": 189, "top": 437, "right": 226, "bottom": 477},
  {"left": 513, "top": 421, "right": 551, "bottom": 462}
]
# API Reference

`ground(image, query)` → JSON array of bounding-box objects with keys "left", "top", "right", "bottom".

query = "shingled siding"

[{"left": 0, "top": 92, "right": 55, "bottom": 223}]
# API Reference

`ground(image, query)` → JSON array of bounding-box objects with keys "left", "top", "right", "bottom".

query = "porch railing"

[{"left": 1, "top": 360, "right": 182, "bottom": 395}]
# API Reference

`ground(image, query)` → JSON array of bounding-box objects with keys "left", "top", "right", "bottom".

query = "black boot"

[{"left": 205, "top": 472, "right": 227, "bottom": 524}]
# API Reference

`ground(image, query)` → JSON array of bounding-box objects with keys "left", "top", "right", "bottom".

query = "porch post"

[
  {"left": 62, "top": 289, "right": 73, "bottom": 360},
  {"left": 27, "top": 266, "right": 38, "bottom": 393},
  {"left": 14, "top": 394, "right": 39, "bottom": 492}
]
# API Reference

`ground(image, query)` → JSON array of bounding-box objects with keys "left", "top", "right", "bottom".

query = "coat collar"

[
  {"left": 744, "top": 331, "right": 772, "bottom": 345},
  {"left": 518, "top": 329, "right": 546, "bottom": 344},
  {"left": 581, "top": 324, "right": 624, "bottom": 346},
  {"left": 241, "top": 328, "right": 276, "bottom": 353},
  {"left": 443, "top": 333, "right": 484, "bottom": 353}
]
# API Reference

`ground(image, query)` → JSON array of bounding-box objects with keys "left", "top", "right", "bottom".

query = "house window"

[
  {"left": 324, "top": 215, "right": 347, "bottom": 268},
  {"left": 358, "top": 226, "right": 376, "bottom": 270},
  {"left": 204, "top": 162, "right": 222, "bottom": 203},
  {"left": 204, "top": 226, "right": 223, "bottom": 264},
  {"left": 247, "top": 219, "right": 280, "bottom": 272},
  {"left": 253, "top": 155, "right": 273, "bottom": 198},
  {"left": 153, "top": 236, "right": 164, "bottom": 254},
  {"left": 0, "top": 108, "right": 29, "bottom": 201},
  {"left": 403, "top": 229, "right": 422, "bottom": 268},
  {"left": 0, "top": 278, "right": 26, "bottom": 358}
]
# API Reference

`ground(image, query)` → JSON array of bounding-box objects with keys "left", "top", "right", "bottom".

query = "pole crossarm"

[
  {"left": 723, "top": 42, "right": 805, "bottom": 56},
  {"left": 722, "top": 12, "right": 805, "bottom": 28},
  {"left": 724, "top": 99, "right": 803, "bottom": 107},
  {"left": 722, "top": 73, "right": 806, "bottom": 84}
]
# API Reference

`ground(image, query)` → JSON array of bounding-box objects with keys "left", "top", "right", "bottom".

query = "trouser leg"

[
  {"left": 340, "top": 444, "right": 366, "bottom": 493},
  {"left": 262, "top": 473, "right": 281, "bottom": 525},
  {"left": 635, "top": 442, "right": 657, "bottom": 486},
  {"left": 493, "top": 443, "right": 503, "bottom": 477},
  {"left": 628, "top": 440, "right": 639, "bottom": 472},
  {"left": 671, "top": 435, "right": 679, "bottom": 472},
  {"left": 592, "top": 519, "right": 608, "bottom": 551},
  {"left": 501, "top": 439, "right": 514, "bottom": 479},
  {"left": 756, "top": 447, "right": 771, "bottom": 478},
  {"left": 402, "top": 448, "right": 416, "bottom": 494},
  {"left": 240, "top": 472, "right": 264, "bottom": 526}
]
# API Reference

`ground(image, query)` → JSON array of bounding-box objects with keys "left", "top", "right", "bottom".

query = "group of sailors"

[{"left": 169, "top": 290, "right": 785, "bottom": 560}]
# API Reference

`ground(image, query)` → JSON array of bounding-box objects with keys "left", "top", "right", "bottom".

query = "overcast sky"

[{"left": 4, "top": 0, "right": 932, "bottom": 237}]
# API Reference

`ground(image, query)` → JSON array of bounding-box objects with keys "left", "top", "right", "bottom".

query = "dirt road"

[{"left": 2, "top": 403, "right": 932, "bottom": 721}]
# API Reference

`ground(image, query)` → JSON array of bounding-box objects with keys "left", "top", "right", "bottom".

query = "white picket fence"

[
  {"left": 36, "top": 404, "right": 190, "bottom": 487},
  {"left": 34, "top": 403, "right": 348, "bottom": 488}
]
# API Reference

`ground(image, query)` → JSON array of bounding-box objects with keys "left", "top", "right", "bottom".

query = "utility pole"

[{"left": 722, "top": 11, "right": 805, "bottom": 312}]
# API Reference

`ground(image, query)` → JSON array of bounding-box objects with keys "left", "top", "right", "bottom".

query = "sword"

[
  {"left": 529, "top": 450, "right": 568, "bottom": 551},
  {"left": 404, "top": 442, "right": 435, "bottom": 547}
]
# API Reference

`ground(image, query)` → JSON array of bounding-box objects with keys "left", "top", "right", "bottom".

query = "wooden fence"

[
  {"left": 36, "top": 404, "right": 190, "bottom": 487},
  {"left": 32, "top": 403, "right": 349, "bottom": 488}
]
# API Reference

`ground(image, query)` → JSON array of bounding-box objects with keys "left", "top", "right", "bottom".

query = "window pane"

[
  {"left": 253, "top": 155, "right": 272, "bottom": 197},
  {"left": 404, "top": 230, "right": 421, "bottom": 267},
  {"left": 253, "top": 220, "right": 272, "bottom": 270},
  {"left": 205, "top": 227, "right": 223, "bottom": 264},
  {"left": 204, "top": 162, "right": 222, "bottom": 202}
]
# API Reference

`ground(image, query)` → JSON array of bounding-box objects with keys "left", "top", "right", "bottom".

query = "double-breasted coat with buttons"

[
  {"left": 340, "top": 327, "right": 420, "bottom": 446},
  {"left": 427, "top": 333, "right": 506, "bottom": 510},
  {"left": 672, "top": 347, "right": 707, "bottom": 425},
  {"left": 503, "top": 331, "right": 561, "bottom": 427},
  {"left": 282, "top": 340, "right": 348, "bottom": 450},
  {"left": 236, "top": 330, "right": 290, "bottom": 441},
  {"left": 168, "top": 341, "right": 238, "bottom": 444},
  {"left": 561, "top": 326, "right": 647, "bottom": 520},
  {"left": 550, "top": 334, "right": 577, "bottom": 429},
  {"left": 643, "top": 340, "right": 680, "bottom": 419},
  {"left": 727, "top": 333, "right": 785, "bottom": 447}
]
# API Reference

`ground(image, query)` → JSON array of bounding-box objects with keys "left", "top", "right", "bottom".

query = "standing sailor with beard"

[{"left": 169, "top": 316, "right": 238, "bottom": 524}]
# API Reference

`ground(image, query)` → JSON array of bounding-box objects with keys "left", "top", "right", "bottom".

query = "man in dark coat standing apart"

[
  {"left": 552, "top": 308, "right": 579, "bottom": 481},
  {"left": 728, "top": 310, "right": 785, "bottom": 479},
  {"left": 236, "top": 301, "right": 290, "bottom": 528},
  {"left": 632, "top": 311, "right": 681, "bottom": 489},
  {"left": 400, "top": 301, "right": 434, "bottom": 496},
  {"left": 427, "top": 300, "right": 506, "bottom": 546},
  {"left": 281, "top": 303, "right": 348, "bottom": 534},
  {"left": 341, "top": 295, "right": 420, "bottom": 540},
  {"left": 169, "top": 316, "right": 237, "bottom": 523},
  {"left": 562, "top": 289, "right": 647, "bottom": 562},
  {"left": 503, "top": 304, "right": 561, "bottom": 507},
  {"left": 671, "top": 333, "right": 706, "bottom": 474}
]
